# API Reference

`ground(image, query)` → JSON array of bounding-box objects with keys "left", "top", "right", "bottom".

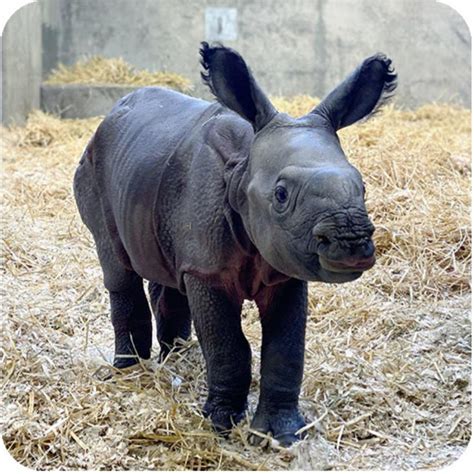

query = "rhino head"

[{"left": 201, "top": 43, "right": 397, "bottom": 283}]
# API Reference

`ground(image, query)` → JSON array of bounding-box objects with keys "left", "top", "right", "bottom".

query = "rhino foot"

[
  {"left": 113, "top": 354, "right": 140, "bottom": 369},
  {"left": 249, "top": 407, "right": 305, "bottom": 447},
  {"left": 110, "top": 284, "right": 152, "bottom": 369},
  {"left": 203, "top": 398, "right": 246, "bottom": 433},
  {"left": 112, "top": 323, "right": 152, "bottom": 369}
]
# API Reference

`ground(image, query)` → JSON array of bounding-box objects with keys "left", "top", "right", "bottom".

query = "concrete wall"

[
  {"left": 40, "top": 0, "right": 471, "bottom": 107},
  {"left": 2, "top": 2, "right": 42, "bottom": 125},
  {"left": 1, "top": 0, "right": 471, "bottom": 124}
]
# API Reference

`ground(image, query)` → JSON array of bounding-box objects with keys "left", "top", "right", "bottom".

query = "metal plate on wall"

[{"left": 205, "top": 8, "right": 238, "bottom": 41}]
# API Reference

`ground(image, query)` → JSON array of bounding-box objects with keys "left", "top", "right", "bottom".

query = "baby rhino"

[{"left": 74, "top": 43, "right": 396, "bottom": 446}]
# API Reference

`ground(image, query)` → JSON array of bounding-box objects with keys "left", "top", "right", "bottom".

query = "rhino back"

[{"left": 90, "top": 87, "right": 253, "bottom": 289}]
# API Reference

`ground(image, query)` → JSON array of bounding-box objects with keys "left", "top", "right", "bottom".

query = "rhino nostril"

[{"left": 315, "top": 234, "right": 330, "bottom": 245}]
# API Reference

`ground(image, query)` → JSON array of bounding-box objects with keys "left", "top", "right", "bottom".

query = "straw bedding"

[
  {"left": 45, "top": 56, "right": 193, "bottom": 93},
  {"left": 1, "top": 97, "right": 471, "bottom": 470}
]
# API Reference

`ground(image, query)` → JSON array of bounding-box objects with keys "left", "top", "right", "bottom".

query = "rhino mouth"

[{"left": 319, "top": 254, "right": 376, "bottom": 273}]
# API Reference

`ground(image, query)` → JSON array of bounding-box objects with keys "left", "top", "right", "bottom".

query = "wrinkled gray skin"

[{"left": 74, "top": 43, "right": 396, "bottom": 446}]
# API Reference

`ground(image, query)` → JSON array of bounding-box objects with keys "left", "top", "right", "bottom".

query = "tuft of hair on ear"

[
  {"left": 199, "top": 41, "right": 221, "bottom": 98},
  {"left": 198, "top": 41, "right": 277, "bottom": 131},
  {"left": 362, "top": 53, "right": 398, "bottom": 119},
  {"left": 311, "top": 52, "right": 397, "bottom": 130},
  {"left": 199, "top": 41, "right": 253, "bottom": 104},
  {"left": 198, "top": 42, "right": 258, "bottom": 126}
]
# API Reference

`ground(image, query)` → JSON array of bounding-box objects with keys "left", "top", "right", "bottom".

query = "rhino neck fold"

[{"left": 223, "top": 154, "right": 257, "bottom": 256}]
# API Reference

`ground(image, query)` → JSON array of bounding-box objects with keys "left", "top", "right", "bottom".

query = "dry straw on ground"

[
  {"left": 45, "top": 56, "right": 193, "bottom": 93},
  {"left": 1, "top": 96, "right": 471, "bottom": 470}
]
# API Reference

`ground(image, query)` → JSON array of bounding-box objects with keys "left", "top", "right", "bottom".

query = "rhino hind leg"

[
  {"left": 108, "top": 277, "right": 153, "bottom": 368},
  {"left": 148, "top": 282, "right": 191, "bottom": 359},
  {"left": 74, "top": 154, "right": 152, "bottom": 369}
]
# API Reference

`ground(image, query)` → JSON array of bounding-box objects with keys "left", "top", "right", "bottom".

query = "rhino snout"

[
  {"left": 312, "top": 221, "right": 376, "bottom": 274},
  {"left": 319, "top": 253, "right": 376, "bottom": 273}
]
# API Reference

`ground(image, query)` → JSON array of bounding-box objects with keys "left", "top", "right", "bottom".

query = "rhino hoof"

[
  {"left": 203, "top": 400, "right": 246, "bottom": 434},
  {"left": 249, "top": 407, "right": 306, "bottom": 447},
  {"left": 113, "top": 354, "right": 140, "bottom": 369}
]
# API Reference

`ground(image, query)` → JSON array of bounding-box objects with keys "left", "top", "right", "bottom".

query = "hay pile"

[
  {"left": 1, "top": 98, "right": 471, "bottom": 470},
  {"left": 45, "top": 56, "right": 193, "bottom": 93}
]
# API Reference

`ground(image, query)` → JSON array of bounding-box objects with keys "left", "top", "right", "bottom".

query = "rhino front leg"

[
  {"left": 184, "top": 274, "right": 251, "bottom": 433},
  {"left": 252, "top": 279, "right": 308, "bottom": 446}
]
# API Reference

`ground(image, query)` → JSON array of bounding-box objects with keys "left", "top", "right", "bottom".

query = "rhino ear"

[
  {"left": 311, "top": 54, "right": 397, "bottom": 130},
  {"left": 200, "top": 42, "right": 277, "bottom": 132}
]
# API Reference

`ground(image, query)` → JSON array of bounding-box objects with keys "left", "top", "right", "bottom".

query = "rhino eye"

[{"left": 274, "top": 185, "right": 288, "bottom": 203}]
